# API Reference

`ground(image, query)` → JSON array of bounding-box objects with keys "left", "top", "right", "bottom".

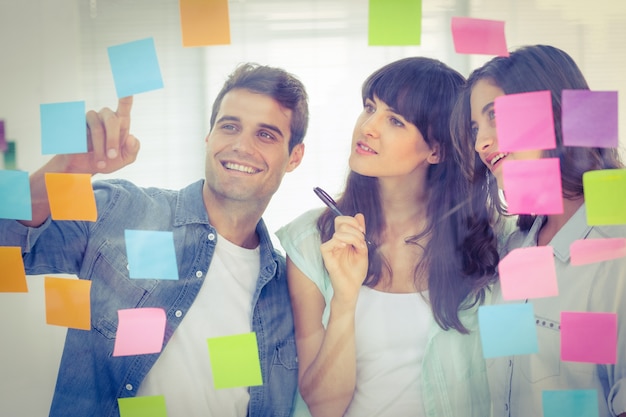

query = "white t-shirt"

[
  {"left": 345, "top": 286, "right": 431, "bottom": 417},
  {"left": 137, "top": 234, "right": 260, "bottom": 417}
]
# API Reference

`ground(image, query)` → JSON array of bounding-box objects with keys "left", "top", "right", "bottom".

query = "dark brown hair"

[
  {"left": 319, "top": 57, "right": 499, "bottom": 333},
  {"left": 452, "top": 45, "right": 623, "bottom": 231},
  {"left": 209, "top": 63, "right": 309, "bottom": 153}
]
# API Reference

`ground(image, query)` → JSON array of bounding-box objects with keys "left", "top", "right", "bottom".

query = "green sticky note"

[
  {"left": 583, "top": 169, "right": 626, "bottom": 225},
  {"left": 118, "top": 395, "right": 167, "bottom": 417},
  {"left": 207, "top": 332, "right": 263, "bottom": 389},
  {"left": 368, "top": 0, "right": 422, "bottom": 46}
]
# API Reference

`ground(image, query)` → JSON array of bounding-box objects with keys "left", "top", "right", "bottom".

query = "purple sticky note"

[
  {"left": 570, "top": 238, "right": 626, "bottom": 265},
  {"left": 0, "top": 119, "right": 6, "bottom": 152},
  {"left": 451, "top": 17, "right": 508, "bottom": 57},
  {"left": 502, "top": 158, "right": 564, "bottom": 215},
  {"left": 113, "top": 308, "right": 166, "bottom": 356},
  {"left": 499, "top": 246, "right": 558, "bottom": 300},
  {"left": 562, "top": 90, "right": 618, "bottom": 148},
  {"left": 561, "top": 311, "right": 617, "bottom": 364},
  {"left": 494, "top": 91, "right": 556, "bottom": 152}
]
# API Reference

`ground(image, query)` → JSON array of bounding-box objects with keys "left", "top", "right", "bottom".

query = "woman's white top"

[{"left": 346, "top": 286, "right": 430, "bottom": 416}]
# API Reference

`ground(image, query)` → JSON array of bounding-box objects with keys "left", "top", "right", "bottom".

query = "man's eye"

[{"left": 258, "top": 131, "right": 276, "bottom": 140}]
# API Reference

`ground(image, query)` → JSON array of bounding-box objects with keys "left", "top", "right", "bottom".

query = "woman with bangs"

[{"left": 277, "top": 57, "right": 498, "bottom": 417}]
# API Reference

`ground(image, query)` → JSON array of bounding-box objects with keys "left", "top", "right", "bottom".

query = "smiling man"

[{"left": 0, "top": 63, "right": 307, "bottom": 417}]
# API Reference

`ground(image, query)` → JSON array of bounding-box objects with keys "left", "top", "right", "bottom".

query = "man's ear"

[
  {"left": 286, "top": 143, "right": 305, "bottom": 172},
  {"left": 427, "top": 143, "right": 441, "bottom": 164}
]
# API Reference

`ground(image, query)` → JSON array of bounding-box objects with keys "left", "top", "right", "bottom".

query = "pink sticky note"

[
  {"left": 451, "top": 17, "right": 508, "bottom": 56},
  {"left": 561, "top": 311, "right": 617, "bottom": 364},
  {"left": 113, "top": 308, "right": 166, "bottom": 357},
  {"left": 502, "top": 158, "right": 564, "bottom": 215},
  {"left": 562, "top": 90, "right": 618, "bottom": 148},
  {"left": 498, "top": 246, "right": 558, "bottom": 300},
  {"left": 494, "top": 91, "right": 556, "bottom": 152},
  {"left": 570, "top": 238, "right": 626, "bottom": 265}
]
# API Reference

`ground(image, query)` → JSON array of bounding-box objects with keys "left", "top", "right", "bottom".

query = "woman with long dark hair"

[
  {"left": 277, "top": 57, "right": 498, "bottom": 417},
  {"left": 452, "top": 44, "right": 626, "bottom": 417}
]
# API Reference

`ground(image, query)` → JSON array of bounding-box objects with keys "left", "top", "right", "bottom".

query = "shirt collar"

[
  {"left": 173, "top": 180, "right": 211, "bottom": 226},
  {"left": 526, "top": 204, "right": 592, "bottom": 262}
]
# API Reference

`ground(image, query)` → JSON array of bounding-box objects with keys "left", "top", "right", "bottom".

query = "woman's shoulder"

[{"left": 276, "top": 207, "right": 325, "bottom": 243}]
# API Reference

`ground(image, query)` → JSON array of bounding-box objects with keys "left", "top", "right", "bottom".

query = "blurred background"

[{"left": 1, "top": 0, "right": 625, "bottom": 414}]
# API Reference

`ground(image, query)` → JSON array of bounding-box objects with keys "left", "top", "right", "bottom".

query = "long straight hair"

[
  {"left": 318, "top": 57, "right": 499, "bottom": 333},
  {"left": 452, "top": 45, "right": 623, "bottom": 231}
]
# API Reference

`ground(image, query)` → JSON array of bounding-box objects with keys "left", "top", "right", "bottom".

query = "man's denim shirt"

[{"left": 0, "top": 179, "right": 298, "bottom": 417}]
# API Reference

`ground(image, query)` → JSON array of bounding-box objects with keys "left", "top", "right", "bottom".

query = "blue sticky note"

[
  {"left": 108, "top": 38, "right": 164, "bottom": 98},
  {"left": 0, "top": 170, "right": 32, "bottom": 220},
  {"left": 478, "top": 303, "right": 538, "bottom": 358},
  {"left": 124, "top": 230, "right": 178, "bottom": 280},
  {"left": 40, "top": 101, "right": 87, "bottom": 155},
  {"left": 542, "top": 390, "right": 599, "bottom": 417}
]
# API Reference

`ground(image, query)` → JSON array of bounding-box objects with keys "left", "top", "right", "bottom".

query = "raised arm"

[
  {"left": 22, "top": 96, "right": 140, "bottom": 227},
  {"left": 287, "top": 214, "right": 369, "bottom": 417}
]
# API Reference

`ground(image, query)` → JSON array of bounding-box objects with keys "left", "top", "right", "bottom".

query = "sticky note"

[
  {"left": 118, "top": 395, "right": 167, "bottom": 417},
  {"left": 0, "top": 119, "right": 6, "bottom": 152},
  {"left": 498, "top": 246, "right": 558, "bottom": 300},
  {"left": 207, "top": 332, "right": 263, "bottom": 389},
  {"left": 478, "top": 303, "right": 538, "bottom": 358},
  {"left": 40, "top": 101, "right": 87, "bottom": 155},
  {"left": 494, "top": 91, "right": 556, "bottom": 152},
  {"left": 502, "top": 158, "right": 563, "bottom": 215},
  {"left": 0, "top": 170, "right": 32, "bottom": 220},
  {"left": 570, "top": 238, "right": 626, "bottom": 265},
  {"left": 542, "top": 390, "right": 599, "bottom": 417},
  {"left": 561, "top": 311, "right": 617, "bottom": 364},
  {"left": 451, "top": 17, "right": 508, "bottom": 56},
  {"left": 562, "top": 90, "right": 618, "bottom": 148},
  {"left": 45, "top": 277, "right": 91, "bottom": 330},
  {"left": 583, "top": 169, "right": 626, "bottom": 225},
  {"left": 124, "top": 230, "right": 179, "bottom": 280},
  {"left": 0, "top": 246, "right": 27, "bottom": 292},
  {"left": 179, "top": 0, "right": 231, "bottom": 46},
  {"left": 368, "top": 0, "right": 422, "bottom": 46},
  {"left": 113, "top": 308, "right": 166, "bottom": 356},
  {"left": 45, "top": 173, "right": 97, "bottom": 221},
  {"left": 108, "top": 38, "right": 164, "bottom": 98},
  {"left": 3, "top": 141, "right": 16, "bottom": 170}
]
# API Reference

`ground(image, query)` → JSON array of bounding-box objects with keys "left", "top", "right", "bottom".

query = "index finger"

[{"left": 116, "top": 96, "right": 133, "bottom": 140}]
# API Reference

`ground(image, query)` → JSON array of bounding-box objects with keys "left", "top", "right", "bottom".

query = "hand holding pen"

[{"left": 313, "top": 187, "right": 374, "bottom": 248}]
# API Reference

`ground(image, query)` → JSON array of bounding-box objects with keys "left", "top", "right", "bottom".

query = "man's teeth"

[
  {"left": 491, "top": 153, "right": 508, "bottom": 166},
  {"left": 224, "top": 162, "right": 259, "bottom": 174}
]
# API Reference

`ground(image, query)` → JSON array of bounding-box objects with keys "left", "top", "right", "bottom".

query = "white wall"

[{"left": 1, "top": 0, "right": 626, "bottom": 415}]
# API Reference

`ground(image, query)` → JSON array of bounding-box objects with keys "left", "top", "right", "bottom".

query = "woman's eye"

[
  {"left": 364, "top": 103, "right": 375, "bottom": 113},
  {"left": 390, "top": 117, "right": 405, "bottom": 127},
  {"left": 471, "top": 126, "right": 479, "bottom": 140},
  {"left": 488, "top": 110, "right": 496, "bottom": 121}
]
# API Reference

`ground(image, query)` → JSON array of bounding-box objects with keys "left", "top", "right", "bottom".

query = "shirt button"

[
  {"left": 125, "top": 384, "right": 133, "bottom": 391},
  {"left": 175, "top": 310, "right": 183, "bottom": 318},
  {"left": 208, "top": 233, "right": 216, "bottom": 241},
  {"left": 196, "top": 270, "right": 203, "bottom": 278}
]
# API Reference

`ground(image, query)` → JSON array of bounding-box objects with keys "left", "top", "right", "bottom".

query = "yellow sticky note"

[
  {"left": 368, "top": 0, "right": 422, "bottom": 46},
  {"left": 179, "top": 0, "right": 231, "bottom": 47},
  {"left": 45, "top": 173, "right": 97, "bottom": 221},
  {"left": 583, "top": 169, "right": 626, "bottom": 225},
  {"left": 207, "top": 332, "right": 263, "bottom": 389},
  {"left": 118, "top": 395, "right": 168, "bottom": 417},
  {"left": 0, "top": 246, "right": 28, "bottom": 292},
  {"left": 45, "top": 277, "right": 91, "bottom": 330}
]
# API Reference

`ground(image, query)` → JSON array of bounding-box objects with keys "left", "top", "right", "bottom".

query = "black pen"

[{"left": 313, "top": 186, "right": 374, "bottom": 247}]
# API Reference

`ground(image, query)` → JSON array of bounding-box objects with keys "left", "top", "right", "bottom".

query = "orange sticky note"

[
  {"left": 45, "top": 277, "right": 91, "bottom": 330},
  {"left": 0, "top": 246, "right": 28, "bottom": 292},
  {"left": 179, "top": 0, "right": 231, "bottom": 47},
  {"left": 45, "top": 173, "right": 97, "bottom": 221}
]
